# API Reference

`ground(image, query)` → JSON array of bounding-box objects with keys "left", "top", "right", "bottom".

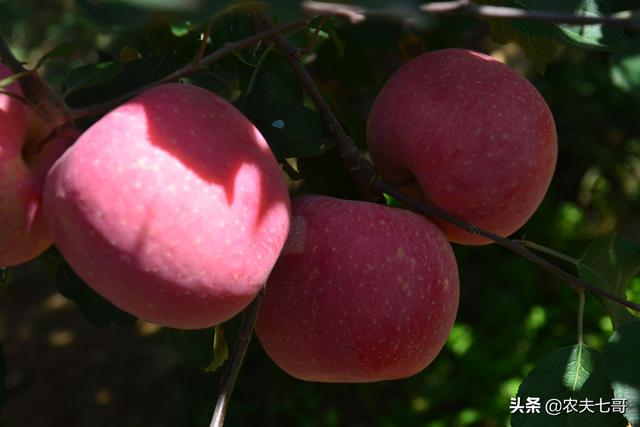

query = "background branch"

[
  {"left": 210, "top": 288, "right": 265, "bottom": 427},
  {"left": 257, "top": 14, "right": 640, "bottom": 314},
  {"left": 301, "top": 0, "right": 640, "bottom": 30}
]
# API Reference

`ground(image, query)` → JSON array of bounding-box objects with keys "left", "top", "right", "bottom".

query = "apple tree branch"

[{"left": 256, "top": 14, "right": 640, "bottom": 315}]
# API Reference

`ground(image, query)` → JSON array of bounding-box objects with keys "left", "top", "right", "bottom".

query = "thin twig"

[
  {"left": 257, "top": 14, "right": 640, "bottom": 314},
  {"left": 210, "top": 288, "right": 265, "bottom": 427},
  {"left": 376, "top": 181, "right": 640, "bottom": 313},
  {"left": 69, "top": 18, "right": 312, "bottom": 121}
]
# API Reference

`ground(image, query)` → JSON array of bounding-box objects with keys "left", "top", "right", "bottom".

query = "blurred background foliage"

[{"left": 0, "top": 0, "right": 639, "bottom": 426}]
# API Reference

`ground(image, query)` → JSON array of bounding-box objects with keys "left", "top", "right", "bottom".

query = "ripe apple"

[
  {"left": 0, "top": 64, "right": 76, "bottom": 267},
  {"left": 44, "top": 83, "right": 291, "bottom": 329},
  {"left": 367, "top": 48, "right": 557, "bottom": 245},
  {"left": 256, "top": 195, "right": 459, "bottom": 382}
]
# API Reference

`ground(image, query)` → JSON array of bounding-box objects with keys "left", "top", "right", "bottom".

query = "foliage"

[{"left": 0, "top": 0, "right": 639, "bottom": 426}]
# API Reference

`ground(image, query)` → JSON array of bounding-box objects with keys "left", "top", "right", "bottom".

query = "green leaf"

[
  {"left": 611, "top": 37, "right": 640, "bottom": 98},
  {"left": 64, "top": 61, "right": 122, "bottom": 96},
  {"left": 511, "top": 0, "right": 628, "bottom": 50},
  {"left": 56, "top": 260, "right": 137, "bottom": 327},
  {"left": 476, "top": 0, "right": 561, "bottom": 73},
  {"left": 603, "top": 320, "right": 640, "bottom": 426},
  {"left": 512, "top": 345, "right": 626, "bottom": 426},
  {"left": 577, "top": 234, "right": 640, "bottom": 328},
  {"left": 35, "top": 42, "right": 81, "bottom": 69},
  {"left": 203, "top": 325, "right": 229, "bottom": 373}
]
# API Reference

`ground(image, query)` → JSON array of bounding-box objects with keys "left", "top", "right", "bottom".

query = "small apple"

[
  {"left": 367, "top": 48, "right": 557, "bottom": 245},
  {"left": 44, "top": 83, "right": 291, "bottom": 329},
  {"left": 256, "top": 195, "right": 459, "bottom": 383},
  {"left": 0, "top": 64, "right": 76, "bottom": 267}
]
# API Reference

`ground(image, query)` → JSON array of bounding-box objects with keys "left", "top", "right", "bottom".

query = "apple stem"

[
  {"left": 255, "top": 13, "right": 640, "bottom": 315},
  {"left": 209, "top": 288, "right": 265, "bottom": 427}
]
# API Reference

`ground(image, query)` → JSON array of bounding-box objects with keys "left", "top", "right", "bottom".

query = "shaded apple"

[
  {"left": 0, "top": 64, "right": 76, "bottom": 267},
  {"left": 256, "top": 195, "right": 459, "bottom": 382},
  {"left": 44, "top": 83, "right": 291, "bottom": 329},
  {"left": 367, "top": 48, "right": 557, "bottom": 245}
]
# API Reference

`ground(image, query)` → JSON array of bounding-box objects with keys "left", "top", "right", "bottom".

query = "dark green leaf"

[
  {"left": 35, "top": 42, "right": 81, "bottom": 69},
  {"left": 577, "top": 234, "right": 640, "bottom": 328},
  {"left": 64, "top": 61, "right": 122, "bottom": 96},
  {"left": 235, "top": 55, "right": 333, "bottom": 160},
  {"left": 512, "top": 345, "right": 626, "bottom": 426},
  {"left": 57, "top": 261, "right": 137, "bottom": 327},
  {"left": 203, "top": 325, "right": 229, "bottom": 373},
  {"left": 611, "top": 37, "right": 640, "bottom": 97},
  {"left": 107, "top": 0, "right": 204, "bottom": 11},
  {"left": 603, "top": 320, "right": 640, "bottom": 426},
  {"left": 512, "top": 0, "right": 629, "bottom": 50}
]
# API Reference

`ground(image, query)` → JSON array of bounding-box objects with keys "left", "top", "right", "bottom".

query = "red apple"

[
  {"left": 44, "top": 83, "right": 291, "bottom": 329},
  {"left": 256, "top": 195, "right": 459, "bottom": 382},
  {"left": 0, "top": 64, "right": 76, "bottom": 267},
  {"left": 367, "top": 48, "right": 557, "bottom": 245}
]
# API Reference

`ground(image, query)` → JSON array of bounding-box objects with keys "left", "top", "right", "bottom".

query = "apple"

[
  {"left": 43, "top": 83, "right": 291, "bottom": 329},
  {"left": 367, "top": 48, "right": 557, "bottom": 245},
  {"left": 0, "top": 64, "right": 76, "bottom": 267},
  {"left": 256, "top": 195, "right": 459, "bottom": 382}
]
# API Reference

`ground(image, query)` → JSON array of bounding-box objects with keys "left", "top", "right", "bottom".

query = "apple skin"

[
  {"left": 256, "top": 195, "right": 459, "bottom": 383},
  {"left": 367, "top": 48, "right": 557, "bottom": 245},
  {"left": 44, "top": 83, "right": 291, "bottom": 329},
  {"left": 0, "top": 64, "right": 76, "bottom": 267}
]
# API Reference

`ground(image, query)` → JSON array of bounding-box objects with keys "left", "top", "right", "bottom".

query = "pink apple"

[
  {"left": 0, "top": 64, "right": 76, "bottom": 267},
  {"left": 256, "top": 195, "right": 459, "bottom": 382},
  {"left": 367, "top": 48, "right": 557, "bottom": 245},
  {"left": 44, "top": 83, "right": 291, "bottom": 329}
]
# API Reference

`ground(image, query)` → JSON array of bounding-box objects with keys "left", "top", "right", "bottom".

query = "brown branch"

[
  {"left": 301, "top": 0, "right": 640, "bottom": 30},
  {"left": 0, "top": 36, "right": 72, "bottom": 129},
  {"left": 210, "top": 288, "right": 265, "bottom": 427},
  {"left": 69, "top": 18, "right": 312, "bottom": 121},
  {"left": 254, "top": 15, "right": 379, "bottom": 200},
  {"left": 257, "top": 14, "right": 640, "bottom": 314}
]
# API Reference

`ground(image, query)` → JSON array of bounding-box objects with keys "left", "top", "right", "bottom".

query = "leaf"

[
  {"left": 107, "top": 0, "right": 203, "bottom": 11},
  {"left": 64, "top": 61, "right": 122, "bottom": 96},
  {"left": 56, "top": 260, "right": 137, "bottom": 327},
  {"left": 577, "top": 234, "right": 640, "bottom": 328},
  {"left": 35, "top": 42, "right": 81, "bottom": 69},
  {"left": 603, "top": 320, "right": 640, "bottom": 427},
  {"left": 611, "top": 37, "right": 640, "bottom": 98},
  {"left": 203, "top": 325, "right": 229, "bottom": 373},
  {"left": 511, "top": 0, "right": 628, "bottom": 50},
  {"left": 235, "top": 55, "right": 334, "bottom": 160},
  {"left": 476, "top": 0, "right": 561, "bottom": 74},
  {"left": 512, "top": 345, "right": 626, "bottom": 426}
]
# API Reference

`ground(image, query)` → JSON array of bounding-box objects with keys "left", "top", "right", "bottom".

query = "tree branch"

[
  {"left": 210, "top": 288, "right": 265, "bottom": 427},
  {"left": 301, "top": 0, "right": 640, "bottom": 30},
  {"left": 69, "top": 18, "right": 312, "bottom": 121},
  {"left": 257, "top": 14, "right": 640, "bottom": 314}
]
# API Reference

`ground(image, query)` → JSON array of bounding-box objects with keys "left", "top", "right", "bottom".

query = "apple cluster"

[{"left": 0, "top": 48, "right": 556, "bottom": 383}]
